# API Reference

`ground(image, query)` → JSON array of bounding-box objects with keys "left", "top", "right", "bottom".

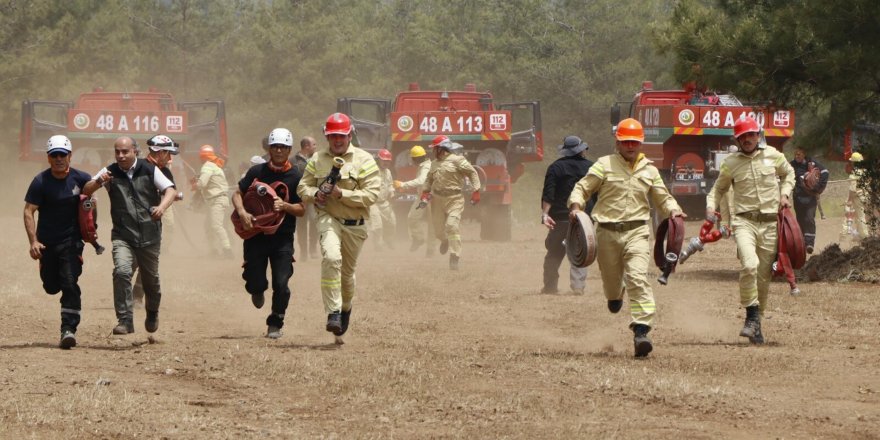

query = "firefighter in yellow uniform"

[
  {"left": 297, "top": 113, "right": 380, "bottom": 342},
  {"left": 568, "top": 118, "right": 683, "bottom": 358},
  {"left": 706, "top": 116, "right": 795, "bottom": 345},
  {"left": 420, "top": 135, "right": 481, "bottom": 270},
  {"left": 394, "top": 145, "right": 434, "bottom": 254},
  {"left": 195, "top": 145, "right": 232, "bottom": 258},
  {"left": 368, "top": 149, "right": 397, "bottom": 250},
  {"left": 841, "top": 152, "right": 869, "bottom": 240}
]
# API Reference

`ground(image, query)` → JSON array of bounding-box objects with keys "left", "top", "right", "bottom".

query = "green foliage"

[{"left": 658, "top": 0, "right": 880, "bottom": 153}]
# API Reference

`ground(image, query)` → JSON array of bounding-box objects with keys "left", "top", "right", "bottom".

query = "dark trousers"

[
  {"left": 543, "top": 220, "right": 586, "bottom": 292},
  {"left": 243, "top": 233, "right": 294, "bottom": 328},
  {"left": 40, "top": 239, "right": 84, "bottom": 332},
  {"left": 794, "top": 196, "right": 818, "bottom": 247}
]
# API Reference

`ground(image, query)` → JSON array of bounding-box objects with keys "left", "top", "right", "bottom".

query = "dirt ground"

[{"left": 3, "top": 173, "right": 879, "bottom": 439}]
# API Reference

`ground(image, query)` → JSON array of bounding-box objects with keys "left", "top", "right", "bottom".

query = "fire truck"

[
  {"left": 337, "top": 83, "right": 543, "bottom": 240},
  {"left": 19, "top": 88, "right": 228, "bottom": 179},
  {"left": 611, "top": 81, "right": 795, "bottom": 214}
]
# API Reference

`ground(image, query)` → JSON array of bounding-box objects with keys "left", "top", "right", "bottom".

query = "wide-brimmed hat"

[{"left": 558, "top": 135, "right": 588, "bottom": 157}]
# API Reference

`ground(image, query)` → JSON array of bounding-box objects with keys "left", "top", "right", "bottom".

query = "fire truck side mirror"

[{"left": 610, "top": 104, "right": 621, "bottom": 126}]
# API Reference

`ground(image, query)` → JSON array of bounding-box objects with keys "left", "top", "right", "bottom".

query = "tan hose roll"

[{"left": 566, "top": 211, "right": 597, "bottom": 268}]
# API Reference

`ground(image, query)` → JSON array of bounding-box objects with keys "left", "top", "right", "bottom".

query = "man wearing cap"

[
  {"left": 394, "top": 145, "right": 435, "bottom": 255},
  {"left": 568, "top": 119, "right": 684, "bottom": 357},
  {"left": 540, "top": 136, "right": 596, "bottom": 295},
  {"left": 194, "top": 145, "right": 232, "bottom": 258},
  {"left": 293, "top": 136, "right": 318, "bottom": 260},
  {"left": 368, "top": 149, "right": 397, "bottom": 250},
  {"left": 83, "top": 136, "right": 177, "bottom": 335},
  {"left": 234, "top": 128, "right": 305, "bottom": 339},
  {"left": 133, "top": 134, "right": 182, "bottom": 306},
  {"left": 420, "top": 135, "right": 481, "bottom": 270},
  {"left": 706, "top": 116, "right": 795, "bottom": 345},
  {"left": 790, "top": 147, "right": 829, "bottom": 254},
  {"left": 23, "top": 135, "right": 93, "bottom": 348},
  {"left": 297, "top": 113, "right": 380, "bottom": 342}
]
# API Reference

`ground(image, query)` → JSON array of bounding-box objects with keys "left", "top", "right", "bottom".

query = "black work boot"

[
  {"left": 439, "top": 240, "right": 449, "bottom": 255},
  {"left": 326, "top": 312, "right": 342, "bottom": 334},
  {"left": 339, "top": 308, "right": 352, "bottom": 336},
  {"left": 145, "top": 311, "right": 159, "bottom": 333},
  {"left": 251, "top": 292, "right": 265, "bottom": 309},
  {"left": 607, "top": 300, "right": 623, "bottom": 313},
  {"left": 632, "top": 324, "right": 653, "bottom": 358},
  {"left": 740, "top": 305, "right": 761, "bottom": 340}
]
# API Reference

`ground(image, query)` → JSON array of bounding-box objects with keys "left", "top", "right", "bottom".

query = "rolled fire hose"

[
  {"left": 566, "top": 211, "right": 597, "bottom": 268},
  {"left": 653, "top": 216, "right": 685, "bottom": 285},
  {"left": 774, "top": 207, "right": 806, "bottom": 281}
]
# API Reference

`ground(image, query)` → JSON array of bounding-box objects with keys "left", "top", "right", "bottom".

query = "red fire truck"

[
  {"left": 19, "top": 88, "right": 227, "bottom": 178},
  {"left": 611, "top": 81, "right": 795, "bottom": 214},
  {"left": 337, "top": 83, "right": 543, "bottom": 240}
]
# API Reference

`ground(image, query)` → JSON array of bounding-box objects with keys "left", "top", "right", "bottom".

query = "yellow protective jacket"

[
  {"left": 706, "top": 145, "right": 795, "bottom": 215},
  {"left": 422, "top": 154, "right": 481, "bottom": 196},
  {"left": 196, "top": 161, "right": 229, "bottom": 200},
  {"left": 399, "top": 159, "right": 431, "bottom": 191},
  {"left": 377, "top": 168, "right": 394, "bottom": 204},
  {"left": 568, "top": 153, "right": 680, "bottom": 222},
  {"left": 297, "top": 145, "right": 381, "bottom": 220}
]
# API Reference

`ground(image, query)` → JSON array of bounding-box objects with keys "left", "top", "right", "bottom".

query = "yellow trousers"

[
  {"left": 595, "top": 224, "right": 655, "bottom": 327},
  {"left": 368, "top": 201, "right": 396, "bottom": 247},
  {"left": 430, "top": 194, "right": 464, "bottom": 256},
  {"left": 206, "top": 197, "right": 231, "bottom": 252},
  {"left": 317, "top": 212, "right": 368, "bottom": 314},
  {"left": 407, "top": 199, "right": 433, "bottom": 247},
  {"left": 732, "top": 216, "right": 777, "bottom": 314}
]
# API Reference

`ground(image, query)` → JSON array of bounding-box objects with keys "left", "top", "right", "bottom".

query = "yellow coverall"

[
  {"left": 568, "top": 153, "right": 681, "bottom": 328},
  {"left": 399, "top": 159, "right": 434, "bottom": 250},
  {"left": 297, "top": 145, "right": 380, "bottom": 314},
  {"left": 367, "top": 168, "right": 397, "bottom": 249},
  {"left": 841, "top": 171, "right": 869, "bottom": 239},
  {"left": 196, "top": 160, "right": 231, "bottom": 254},
  {"left": 422, "top": 154, "right": 481, "bottom": 257},
  {"left": 707, "top": 145, "right": 795, "bottom": 314}
]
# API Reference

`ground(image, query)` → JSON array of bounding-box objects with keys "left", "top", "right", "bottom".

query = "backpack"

[
  {"left": 230, "top": 179, "right": 289, "bottom": 240},
  {"left": 78, "top": 195, "right": 105, "bottom": 254}
]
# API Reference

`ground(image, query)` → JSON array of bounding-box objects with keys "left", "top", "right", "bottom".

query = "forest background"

[{"left": 2, "top": 0, "right": 878, "bottom": 221}]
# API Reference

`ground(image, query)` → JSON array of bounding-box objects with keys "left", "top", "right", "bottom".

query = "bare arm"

[{"left": 23, "top": 203, "right": 44, "bottom": 260}]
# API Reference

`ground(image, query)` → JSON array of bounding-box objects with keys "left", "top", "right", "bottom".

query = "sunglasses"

[
  {"left": 49, "top": 152, "right": 69, "bottom": 158},
  {"left": 269, "top": 144, "right": 291, "bottom": 150}
]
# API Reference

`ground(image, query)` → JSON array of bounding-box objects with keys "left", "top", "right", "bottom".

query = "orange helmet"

[
  {"left": 430, "top": 135, "right": 450, "bottom": 148},
  {"left": 377, "top": 149, "right": 392, "bottom": 161},
  {"left": 733, "top": 116, "right": 760, "bottom": 138},
  {"left": 199, "top": 144, "right": 215, "bottom": 160},
  {"left": 324, "top": 112, "right": 352, "bottom": 136},
  {"left": 615, "top": 118, "right": 644, "bottom": 142}
]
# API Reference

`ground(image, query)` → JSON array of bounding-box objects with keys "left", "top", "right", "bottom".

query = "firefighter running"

[
  {"left": 297, "top": 113, "right": 380, "bottom": 343},
  {"left": 568, "top": 119, "right": 684, "bottom": 357},
  {"left": 23, "top": 135, "right": 93, "bottom": 349},
  {"left": 194, "top": 144, "right": 233, "bottom": 259},
  {"left": 394, "top": 145, "right": 435, "bottom": 255},
  {"left": 706, "top": 116, "right": 795, "bottom": 345},
  {"left": 368, "top": 149, "right": 397, "bottom": 250},
  {"left": 420, "top": 135, "right": 481, "bottom": 270}
]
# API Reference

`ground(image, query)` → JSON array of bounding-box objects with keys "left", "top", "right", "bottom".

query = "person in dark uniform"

[
  {"left": 789, "top": 147, "right": 828, "bottom": 254},
  {"left": 540, "top": 136, "right": 596, "bottom": 294},
  {"left": 233, "top": 128, "right": 305, "bottom": 339},
  {"left": 23, "top": 135, "right": 93, "bottom": 349}
]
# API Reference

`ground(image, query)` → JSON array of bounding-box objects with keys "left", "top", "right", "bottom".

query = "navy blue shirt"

[
  {"left": 542, "top": 155, "right": 596, "bottom": 221},
  {"left": 238, "top": 163, "right": 303, "bottom": 236},
  {"left": 24, "top": 168, "right": 92, "bottom": 245}
]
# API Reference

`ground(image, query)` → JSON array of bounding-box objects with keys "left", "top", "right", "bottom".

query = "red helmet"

[
  {"left": 430, "top": 135, "right": 449, "bottom": 148},
  {"left": 377, "top": 149, "right": 392, "bottom": 161},
  {"left": 324, "top": 112, "right": 352, "bottom": 136},
  {"left": 733, "top": 116, "right": 760, "bottom": 138}
]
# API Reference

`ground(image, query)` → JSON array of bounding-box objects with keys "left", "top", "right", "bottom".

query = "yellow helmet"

[
  {"left": 850, "top": 152, "right": 864, "bottom": 162},
  {"left": 410, "top": 145, "right": 426, "bottom": 158}
]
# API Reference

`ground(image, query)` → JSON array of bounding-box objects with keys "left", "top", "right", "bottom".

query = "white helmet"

[
  {"left": 268, "top": 128, "right": 294, "bottom": 147},
  {"left": 46, "top": 135, "right": 72, "bottom": 154}
]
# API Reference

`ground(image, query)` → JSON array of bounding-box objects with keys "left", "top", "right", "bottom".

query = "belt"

[
  {"left": 598, "top": 220, "right": 647, "bottom": 232},
  {"left": 432, "top": 189, "right": 461, "bottom": 197},
  {"left": 737, "top": 211, "right": 777, "bottom": 223},
  {"left": 337, "top": 217, "right": 365, "bottom": 226}
]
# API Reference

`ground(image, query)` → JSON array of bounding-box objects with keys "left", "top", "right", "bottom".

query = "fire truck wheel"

[{"left": 480, "top": 205, "right": 512, "bottom": 241}]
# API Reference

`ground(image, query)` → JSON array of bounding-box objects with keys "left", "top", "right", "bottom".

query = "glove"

[
  {"left": 417, "top": 191, "right": 431, "bottom": 209},
  {"left": 393, "top": 180, "right": 402, "bottom": 190},
  {"left": 470, "top": 190, "right": 480, "bottom": 206}
]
